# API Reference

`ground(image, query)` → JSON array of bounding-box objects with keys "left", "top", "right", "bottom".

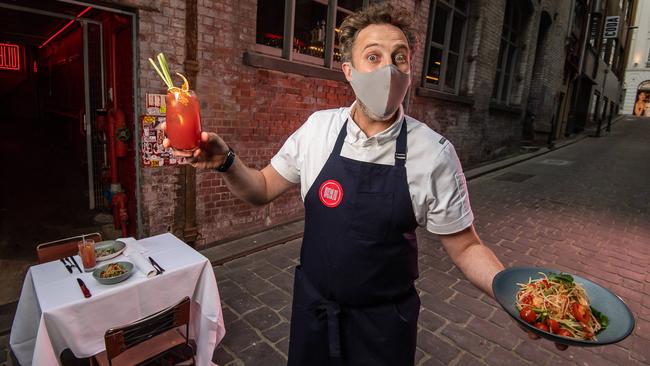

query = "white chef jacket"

[{"left": 271, "top": 103, "right": 474, "bottom": 235}]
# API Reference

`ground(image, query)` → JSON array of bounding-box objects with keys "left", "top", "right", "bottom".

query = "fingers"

[
  {"left": 527, "top": 331, "right": 540, "bottom": 340},
  {"left": 163, "top": 141, "right": 193, "bottom": 157},
  {"left": 193, "top": 148, "right": 202, "bottom": 158},
  {"left": 201, "top": 131, "right": 209, "bottom": 142},
  {"left": 171, "top": 149, "right": 195, "bottom": 158},
  {"left": 516, "top": 321, "right": 568, "bottom": 351},
  {"left": 157, "top": 122, "right": 166, "bottom": 131}
]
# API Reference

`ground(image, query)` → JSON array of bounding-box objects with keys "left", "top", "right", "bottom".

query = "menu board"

[{"left": 141, "top": 93, "right": 186, "bottom": 167}]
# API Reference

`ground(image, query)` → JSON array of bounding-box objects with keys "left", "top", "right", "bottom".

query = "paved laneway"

[{"left": 211, "top": 117, "right": 650, "bottom": 365}]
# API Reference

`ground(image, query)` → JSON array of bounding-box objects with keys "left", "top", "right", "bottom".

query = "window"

[
  {"left": 255, "top": 0, "right": 365, "bottom": 68},
  {"left": 589, "top": 14, "right": 602, "bottom": 48},
  {"left": 492, "top": 0, "right": 523, "bottom": 104},
  {"left": 422, "top": 0, "right": 468, "bottom": 93},
  {"left": 608, "top": 39, "right": 617, "bottom": 67}
]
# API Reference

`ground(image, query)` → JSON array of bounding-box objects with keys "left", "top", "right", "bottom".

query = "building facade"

[
  {"left": 11, "top": 0, "right": 627, "bottom": 248},
  {"left": 622, "top": 0, "right": 650, "bottom": 116},
  {"left": 108, "top": 0, "right": 596, "bottom": 247}
]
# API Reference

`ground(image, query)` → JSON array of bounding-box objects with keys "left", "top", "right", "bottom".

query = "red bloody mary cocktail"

[
  {"left": 165, "top": 88, "right": 202, "bottom": 151},
  {"left": 149, "top": 53, "right": 202, "bottom": 152}
]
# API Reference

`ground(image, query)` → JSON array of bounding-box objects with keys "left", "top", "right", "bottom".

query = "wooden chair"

[
  {"left": 92, "top": 296, "right": 195, "bottom": 366},
  {"left": 36, "top": 232, "right": 102, "bottom": 263}
]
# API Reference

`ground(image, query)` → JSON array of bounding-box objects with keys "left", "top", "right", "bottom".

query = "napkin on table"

[{"left": 117, "top": 237, "right": 157, "bottom": 278}]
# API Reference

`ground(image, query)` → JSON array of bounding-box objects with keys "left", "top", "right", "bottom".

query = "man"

[
  {"left": 164, "top": 3, "right": 557, "bottom": 364},
  {"left": 634, "top": 92, "right": 647, "bottom": 117}
]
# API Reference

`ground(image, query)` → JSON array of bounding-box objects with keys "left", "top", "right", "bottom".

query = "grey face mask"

[{"left": 350, "top": 64, "right": 411, "bottom": 120}]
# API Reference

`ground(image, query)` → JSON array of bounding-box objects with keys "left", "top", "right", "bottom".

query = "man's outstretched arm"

[
  {"left": 439, "top": 225, "right": 504, "bottom": 297},
  {"left": 164, "top": 130, "right": 295, "bottom": 206}
]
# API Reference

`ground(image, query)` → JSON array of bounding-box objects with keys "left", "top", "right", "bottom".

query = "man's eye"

[
  {"left": 394, "top": 54, "right": 407, "bottom": 63},
  {"left": 367, "top": 54, "right": 378, "bottom": 62}
]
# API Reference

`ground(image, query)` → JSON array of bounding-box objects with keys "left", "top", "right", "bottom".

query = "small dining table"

[{"left": 9, "top": 233, "right": 226, "bottom": 366}]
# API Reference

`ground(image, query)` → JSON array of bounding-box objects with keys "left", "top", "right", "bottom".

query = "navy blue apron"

[{"left": 288, "top": 119, "right": 420, "bottom": 365}]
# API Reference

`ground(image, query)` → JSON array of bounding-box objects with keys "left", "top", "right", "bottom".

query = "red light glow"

[
  {"left": 39, "top": 6, "right": 92, "bottom": 49},
  {"left": 0, "top": 43, "right": 21, "bottom": 71}
]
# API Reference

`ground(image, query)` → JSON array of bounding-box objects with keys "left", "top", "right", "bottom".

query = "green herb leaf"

[
  {"left": 591, "top": 307, "right": 609, "bottom": 333},
  {"left": 548, "top": 272, "right": 575, "bottom": 285}
]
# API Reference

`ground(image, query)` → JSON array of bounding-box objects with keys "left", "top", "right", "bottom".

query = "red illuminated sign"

[{"left": 0, "top": 43, "right": 21, "bottom": 71}]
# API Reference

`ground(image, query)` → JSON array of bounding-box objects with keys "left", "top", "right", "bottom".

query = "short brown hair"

[{"left": 339, "top": 3, "right": 417, "bottom": 63}]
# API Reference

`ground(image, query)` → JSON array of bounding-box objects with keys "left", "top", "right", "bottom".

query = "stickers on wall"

[
  {"left": 141, "top": 93, "right": 186, "bottom": 167},
  {"left": 141, "top": 115, "right": 186, "bottom": 167}
]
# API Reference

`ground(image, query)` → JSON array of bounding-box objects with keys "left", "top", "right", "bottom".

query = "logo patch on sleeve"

[{"left": 319, "top": 180, "right": 343, "bottom": 208}]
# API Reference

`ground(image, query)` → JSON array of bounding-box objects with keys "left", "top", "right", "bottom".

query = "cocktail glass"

[
  {"left": 165, "top": 88, "right": 202, "bottom": 152},
  {"left": 77, "top": 239, "right": 96, "bottom": 272}
]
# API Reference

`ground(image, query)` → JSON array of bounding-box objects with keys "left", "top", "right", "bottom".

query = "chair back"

[
  {"left": 104, "top": 296, "right": 191, "bottom": 364},
  {"left": 36, "top": 232, "right": 102, "bottom": 263}
]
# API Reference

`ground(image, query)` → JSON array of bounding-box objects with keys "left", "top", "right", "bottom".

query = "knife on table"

[
  {"left": 76, "top": 278, "right": 92, "bottom": 298},
  {"left": 69, "top": 256, "right": 83, "bottom": 273},
  {"left": 60, "top": 259, "right": 73, "bottom": 273},
  {"left": 148, "top": 257, "right": 165, "bottom": 274}
]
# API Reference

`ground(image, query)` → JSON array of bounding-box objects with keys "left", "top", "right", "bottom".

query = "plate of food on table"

[
  {"left": 94, "top": 240, "right": 126, "bottom": 261},
  {"left": 492, "top": 267, "right": 635, "bottom": 347},
  {"left": 92, "top": 261, "right": 134, "bottom": 285}
]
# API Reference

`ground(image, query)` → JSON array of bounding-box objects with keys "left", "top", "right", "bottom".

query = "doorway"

[
  {"left": 0, "top": 0, "right": 137, "bottom": 304},
  {"left": 633, "top": 80, "right": 650, "bottom": 116}
]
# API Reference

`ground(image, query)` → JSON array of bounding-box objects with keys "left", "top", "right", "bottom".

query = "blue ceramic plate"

[
  {"left": 492, "top": 267, "right": 635, "bottom": 347},
  {"left": 92, "top": 261, "right": 134, "bottom": 285}
]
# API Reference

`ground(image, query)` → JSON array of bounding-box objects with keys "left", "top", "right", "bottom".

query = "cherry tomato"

[
  {"left": 546, "top": 319, "right": 560, "bottom": 333},
  {"left": 519, "top": 307, "right": 537, "bottom": 324},
  {"left": 571, "top": 303, "right": 590, "bottom": 323},
  {"left": 556, "top": 329, "right": 573, "bottom": 338},
  {"left": 521, "top": 294, "right": 533, "bottom": 305},
  {"left": 534, "top": 322, "right": 550, "bottom": 332}
]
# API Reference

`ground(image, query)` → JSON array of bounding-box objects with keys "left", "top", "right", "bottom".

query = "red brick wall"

[{"left": 193, "top": 0, "right": 355, "bottom": 245}]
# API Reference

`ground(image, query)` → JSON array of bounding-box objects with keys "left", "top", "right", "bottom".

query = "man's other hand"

[{"left": 518, "top": 323, "right": 568, "bottom": 351}]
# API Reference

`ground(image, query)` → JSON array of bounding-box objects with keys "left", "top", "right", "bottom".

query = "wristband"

[{"left": 216, "top": 147, "right": 236, "bottom": 173}]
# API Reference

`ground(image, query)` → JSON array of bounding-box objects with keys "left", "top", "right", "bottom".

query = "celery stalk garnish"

[{"left": 148, "top": 52, "right": 174, "bottom": 89}]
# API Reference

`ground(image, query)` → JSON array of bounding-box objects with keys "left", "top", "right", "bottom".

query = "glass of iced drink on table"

[
  {"left": 149, "top": 53, "right": 202, "bottom": 152},
  {"left": 77, "top": 239, "right": 96, "bottom": 272}
]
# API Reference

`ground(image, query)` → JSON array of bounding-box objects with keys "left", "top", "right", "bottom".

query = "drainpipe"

[{"left": 182, "top": 0, "right": 199, "bottom": 245}]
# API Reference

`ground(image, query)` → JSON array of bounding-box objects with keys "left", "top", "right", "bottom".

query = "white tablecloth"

[{"left": 10, "top": 233, "right": 226, "bottom": 366}]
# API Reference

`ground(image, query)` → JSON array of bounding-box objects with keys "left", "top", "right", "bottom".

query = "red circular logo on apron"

[{"left": 319, "top": 180, "right": 343, "bottom": 208}]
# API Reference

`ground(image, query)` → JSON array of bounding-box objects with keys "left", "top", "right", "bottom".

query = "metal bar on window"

[
  {"left": 324, "top": 0, "right": 337, "bottom": 68},
  {"left": 440, "top": 4, "right": 453, "bottom": 89},
  {"left": 363, "top": 0, "right": 369, "bottom": 8},
  {"left": 506, "top": 47, "right": 518, "bottom": 104},
  {"left": 422, "top": 0, "right": 437, "bottom": 87},
  {"left": 496, "top": 3, "right": 511, "bottom": 102},
  {"left": 283, "top": 0, "right": 296, "bottom": 60},
  {"left": 455, "top": 13, "right": 468, "bottom": 93}
]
